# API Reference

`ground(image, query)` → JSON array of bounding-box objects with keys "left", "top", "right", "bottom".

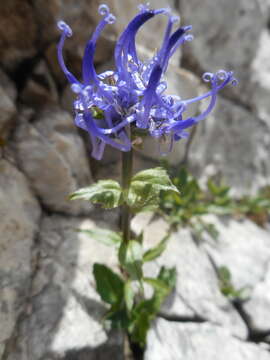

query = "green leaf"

[
  {"left": 128, "top": 167, "right": 179, "bottom": 211},
  {"left": 124, "top": 281, "right": 134, "bottom": 312},
  {"left": 105, "top": 304, "right": 129, "bottom": 330},
  {"left": 143, "top": 235, "right": 169, "bottom": 262},
  {"left": 204, "top": 223, "right": 219, "bottom": 241},
  {"left": 119, "top": 241, "right": 143, "bottom": 280},
  {"left": 207, "top": 179, "right": 230, "bottom": 199},
  {"left": 93, "top": 263, "right": 124, "bottom": 305},
  {"left": 128, "top": 266, "right": 177, "bottom": 347},
  {"left": 78, "top": 228, "right": 122, "bottom": 246},
  {"left": 129, "top": 303, "right": 151, "bottom": 347},
  {"left": 157, "top": 266, "right": 177, "bottom": 290},
  {"left": 218, "top": 266, "right": 231, "bottom": 283},
  {"left": 131, "top": 167, "right": 179, "bottom": 194},
  {"left": 69, "top": 180, "right": 123, "bottom": 209},
  {"left": 143, "top": 277, "right": 170, "bottom": 292}
]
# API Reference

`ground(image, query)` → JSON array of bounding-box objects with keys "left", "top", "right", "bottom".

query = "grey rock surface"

[
  {"left": 20, "top": 60, "right": 59, "bottom": 108},
  {"left": 243, "top": 263, "right": 270, "bottom": 333},
  {"left": 200, "top": 215, "right": 270, "bottom": 333},
  {"left": 180, "top": 0, "right": 265, "bottom": 105},
  {"left": 0, "top": 84, "right": 16, "bottom": 140},
  {"left": 0, "top": 0, "right": 38, "bottom": 69},
  {"left": 0, "top": 159, "right": 41, "bottom": 357},
  {"left": 145, "top": 319, "right": 270, "bottom": 360},
  {"left": 0, "top": 69, "right": 17, "bottom": 102},
  {"left": 7, "top": 215, "right": 122, "bottom": 360},
  {"left": 133, "top": 214, "right": 247, "bottom": 339},
  {"left": 201, "top": 215, "right": 270, "bottom": 290},
  {"left": 190, "top": 97, "right": 270, "bottom": 194},
  {"left": 14, "top": 107, "right": 93, "bottom": 215}
]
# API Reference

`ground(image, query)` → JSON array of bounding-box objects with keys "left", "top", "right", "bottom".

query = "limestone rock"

[
  {"left": 20, "top": 60, "right": 59, "bottom": 108},
  {"left": 132, "top": 214, "right": 247, "bottom": 338},
  {"left": 7, "top": 215, "right": 122, "bottom": 360},
  {"left": 14, "top": 107, "right": 93, "bottom": 215},
  {"left": 0, "top": 0, "right": 38, "bottom": 70},
  {"left": 190, "top": 97, "right": 270, "bottom": 194},
  {"left": 0, "top": 85, "right": 16, "bottom": 141},
  {"left": 201, "top": 215, "right": 270, "bottom": 290},
  {"left": 0, "top": 159, "right": 41, "bottom": 357},
  {"left": 243, "top": 264, "right": 270, "bottom": 332},
  {"left": 0, "top": 69, "right": 17, "bottom": 102},
  {"left": 200, "top": 215, "right": 270, "bottom": 333},
  {"left": 145, "top": 320, "right": 270, "bottom": 360},
  {"left": 180, "top": 0, "right": 265, "bottom": 105}
]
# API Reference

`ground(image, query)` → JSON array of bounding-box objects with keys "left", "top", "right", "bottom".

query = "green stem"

[
  {"left": 121, "top": 148, "right": 133, "bottom": 244},
  {"left": 121, "top": 148, "right": 145, "bottom": 298}
]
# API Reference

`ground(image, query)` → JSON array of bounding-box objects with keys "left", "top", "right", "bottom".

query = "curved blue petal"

[{"left": 57, "top": 21, "right": 81, "bottom": 84}]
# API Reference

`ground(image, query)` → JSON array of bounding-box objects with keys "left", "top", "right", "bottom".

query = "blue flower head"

[{"left": 57, "top": 4, "right": 237, "bottom": 160}]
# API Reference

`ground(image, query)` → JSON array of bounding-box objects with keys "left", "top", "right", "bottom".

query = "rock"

[
  {"left": 0, "top": 0, "right": 38, "bottom": 70},
  {"left": 7, "top": 215, "right": 123, "bottom": 360},
  {"left": 14, "top": 107, "right": 93, "bottom": 215},
  {"left": 145, "top": 319, "right": 270, "bottom": 360},
  {"left": 0, "top": 85, "right": 16, "bottom": 141},
  {"left": 201, "top": 215, "right": 270, "bottom": 290},
  {"left": 243, "top": 264, "right": 270, "bottom": 332},
  {"left": 180, "top": 0, "right": 265, "bottom": 105},
  {"left": 132, "top": 214, "right": 247, "bottom": 338},
  {"left": 0, "top": 69, "right": 17, "bottom": 102},
  {"left": 20, "top": 60, "right": 59, "bottom": 108},
  {"left": 200, "top": 215, "right": 270, "bottom": 333},
  {"left": 189, "top": 97, "right": 270, "bottom": 194},
  {"left": 0, "top": 159, "right": 41, "bottom": 357},
  {"left": 250, "top": 29, "right": 270, "bottom": 127}
]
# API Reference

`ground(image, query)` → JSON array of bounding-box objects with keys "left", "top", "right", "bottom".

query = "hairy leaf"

[
  {"left": 143, "top": 235, "right": 169, "bottom": 262},
  {"left": 119, "top": 241, "right": 143, "bottom": 280},
  {"left": 124, "top": 281, "right": 134, "bottom": 312},
  {"left": 93, "top": 264, "right": 124, "bottom": 305},
  {"left": 128, "top": 167, "right": 179, "bottom": 211},
  {"left": 79, "top": 228, "right": 122, "bottom": 246},
  {"left": 69, "top": 180, "right": 123, "bottom": 208},
  {"left": 143, "top": 277, "right": 170, "bottom": 292}
]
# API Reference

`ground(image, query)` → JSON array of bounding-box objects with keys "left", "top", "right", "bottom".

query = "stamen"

[
  {"left": 57, "top": 20, "right": 72, "bottom": 37},
  {"left": 105, "top": 13, "right": 116, "bottom": 24},
  {"left": 185, "top": 34, "right": 194, "bottom": 42},
  {"left": 138, "top": 3, "right": 150, "bottom": 12},
  {"left": 98, "top": 4, "right": 110, "bottom": 16},
  {"left": 202, "top": 72, "right": 214, "bottom": 82},
  {"left": 71, "top": 83, "right": 81, "bottom": 93}
]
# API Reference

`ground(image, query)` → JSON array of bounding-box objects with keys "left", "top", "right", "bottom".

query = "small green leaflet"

[
  {"left": 78, "top": 228, "right": 122, "bottom": 246},
  {"left": 119, "top": 240, "right": 143, "bottom": 280},
  {"left": 143, "top": 235, "right": 169, "bottom": 262},
  {"left": 143, "top": 277, "right": 170, "bottom": 292},
  {"left": 93, "top": 263, "right": 124, "bottom": 305},
  {"left": 69, "top": 180, "right": 123, "bottom": 209},
  {"left": 128, "top": 167, "right": 179, "bottom": 211},
  {"left": 124, "top": 281, "right": 134, "bottom": 312}
]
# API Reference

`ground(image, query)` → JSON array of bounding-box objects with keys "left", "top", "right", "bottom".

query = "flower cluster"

[{"left": 57, "top": 4, "right": 237, "bottom": 160}]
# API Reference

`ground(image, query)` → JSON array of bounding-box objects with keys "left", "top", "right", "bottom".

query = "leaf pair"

[{"left": 70, "top": 167, "right": 179, "bottom": 212}]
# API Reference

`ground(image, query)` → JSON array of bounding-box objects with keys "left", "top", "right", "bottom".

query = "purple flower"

[{"left": 57, "top": 4, "right": 237, "bottom": 160}]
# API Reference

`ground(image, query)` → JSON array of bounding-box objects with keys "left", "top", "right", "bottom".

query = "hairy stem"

[{"left": 121, "top": 148, "right": 133, "bottom": 244}]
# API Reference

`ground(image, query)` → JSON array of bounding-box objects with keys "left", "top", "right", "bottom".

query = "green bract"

[{"left": 70, "top": 180, "right": 123, "bottom": 208}]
